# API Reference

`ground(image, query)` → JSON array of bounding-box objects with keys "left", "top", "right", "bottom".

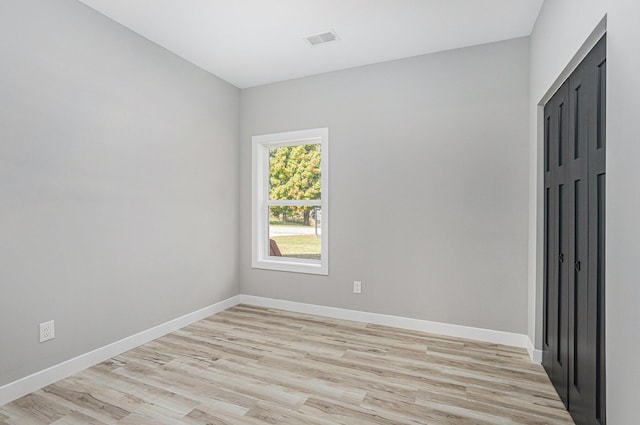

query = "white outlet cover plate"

[
  {"left": 39, "top": 320, "right": 55, "bottom": 343},
  {"left": 353, "top": 281, "right": 362, "bottom": 294}
]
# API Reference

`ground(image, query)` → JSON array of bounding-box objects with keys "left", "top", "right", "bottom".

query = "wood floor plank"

[
  {"left": 0, "top": 305, "right": 574, "bottom": 424},
  {"left": 49, "top": 411, "right": 109, "bottom": 425}
]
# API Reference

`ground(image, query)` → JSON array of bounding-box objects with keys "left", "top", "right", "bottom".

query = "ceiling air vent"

[{"left": 304, "top": 30, "right": 340, "bottom": 47}]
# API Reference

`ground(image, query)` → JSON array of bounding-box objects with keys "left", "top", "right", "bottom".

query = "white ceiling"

[{"left": 77, "top": 0, "right": 544, "bottom": 89}]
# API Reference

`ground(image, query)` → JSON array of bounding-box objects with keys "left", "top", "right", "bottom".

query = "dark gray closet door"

[{"left": 543, "top": 35, "right": 606, "bottom": 425}]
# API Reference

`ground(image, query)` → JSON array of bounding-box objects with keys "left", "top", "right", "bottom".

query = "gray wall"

[
  {"left": 529, "top": 0, "right": 640, "bottom": 422},
  {"left": 240, "top": 38, "right": 530, "bottom": 334},
  {"left": 0, "top": 0, "right": 240, "bottom": 386}
]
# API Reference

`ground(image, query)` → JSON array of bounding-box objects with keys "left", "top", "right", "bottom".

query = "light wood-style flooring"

[{"left": 0, "top": 305, "right": 574, "bottom": 424}]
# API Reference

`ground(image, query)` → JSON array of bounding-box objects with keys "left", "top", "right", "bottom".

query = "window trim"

[{"left": 251, "top": 128, "right": 329, "bottom": 275}]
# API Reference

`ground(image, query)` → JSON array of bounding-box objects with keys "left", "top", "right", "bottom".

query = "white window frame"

[{"left": 252, "top": 128, "right": 329, "bottom": 275}]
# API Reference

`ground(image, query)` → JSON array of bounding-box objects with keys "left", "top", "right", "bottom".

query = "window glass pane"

[
  {"left": 269, "top": 144, "right": 321, "bottom": 201},
  {"left": 269, "top": 206, "right": 321, "bottom": 260}
]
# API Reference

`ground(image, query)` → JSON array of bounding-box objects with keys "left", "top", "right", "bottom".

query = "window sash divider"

[{"left": 266, "top": 200, "right": 321, "bottom": 207}]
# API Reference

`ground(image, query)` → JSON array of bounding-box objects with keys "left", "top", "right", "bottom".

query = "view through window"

[{"left": 268, "top": 144, "right": 321, "bottom": 260}]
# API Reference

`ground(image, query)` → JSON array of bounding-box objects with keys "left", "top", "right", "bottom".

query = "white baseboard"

[
  {"left": 1, "top": 293, "right": 540, "bottom": 406},
  {"left": 0, "top": 295, "right": 241, "bottom": 407},
  {"left": 526, "top": 337, "right": 543, "bottom": 364},
  {"left": 239, "top": 295, "right": 532, "bottom": 353}
]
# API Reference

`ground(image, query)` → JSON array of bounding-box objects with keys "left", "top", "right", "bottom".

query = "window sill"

[{"left": 252, "top": 258, "right": 328, "bottom": 275}]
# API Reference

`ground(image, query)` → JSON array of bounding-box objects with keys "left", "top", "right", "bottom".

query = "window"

[{"left": 252, "top": 128, "right": 328, "bottom": 275}]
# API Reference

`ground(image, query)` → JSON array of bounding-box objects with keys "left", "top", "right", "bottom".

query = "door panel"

[
  {"left": 586, "top": 38, "right": 606, "bottom": 425},
  {"left": 567, "top": 53, "right": 590, "bottom": 421},
  {"left": 543, "top": 82, "right": 570, "bottom": 407}
]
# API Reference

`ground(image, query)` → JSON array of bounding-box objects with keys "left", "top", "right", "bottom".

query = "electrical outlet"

[
  {"left": 353, "top": 281, "right": 362, "bottom": 294},
  {"left": 39, "top": 320, "right": 55, "bottom": 343}
]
